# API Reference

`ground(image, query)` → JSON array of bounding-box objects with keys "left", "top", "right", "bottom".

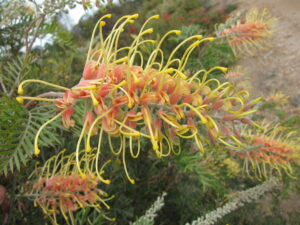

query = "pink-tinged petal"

[
  {"left": 102, "top": 108, "right": 119, "bottom": 135},
  {"left": 187, "top": 119, "right": 196, "bottom": 126},
  {"left": 113, "top": 96, "right": 129, "bottom": 107},
  {"left": 169, "top": 127, "right": 180, "bottom": 145},
  {"left": 86, "top": 192, "right": 98, "bottom": 204},
  {"left": 130, "top": 65, "right": 143, "bottom": 75},
  {"left": 158, "top": 91, "right": 170, "bottom": 104},
  {"left": 94, "top": 105, "right": 109, "bottom": 115},
  {"left": 112, "top": 65, "right": 128, "bottom": 83},
  {"left": 96, "top": 64, "right": 106, "bottom": 79},
  {"left": 139, "top": 92, "right": 160, "bottom": 105},
  {"left": 202, "top": 97, "right": 212, "bottom": 105},
  {"left": 212, "top": 100, "right": 224, "bottom": 110},
  {"left": 70, "top": 90, "right": 89, "bottom": 98},
  {"left": 182, "top": 94, "right": 193, "bottom": 104},
  {"left": 154, "top": 117, "right": 162, "bottom": 136},
  {"left": 102, "top": 117, "right": 118, "bottom": 135},
  {"left": 83, "top": 61, "right": 99, "bottom": 80},
  {"left": 83, "top": 111, "right": 97, "bottom": 135},
  {"left": 55, "top": 90, "right": 76, "bottom": 109},
  {"left": 98, "top": 84, "right": 113, "bottom": 98},
  {"left": 125, "top": 120, "right": 137, "bottom": 130},
  {"left": 129, "top": 90, "right": 139, "bottom": 104},
  {"left": 62, "top": 106, "right": 75, "bottom": 129},
  {"left": 166, "top": 79, "right": 176, "bottom": 94},
  {"left": 222, "top": 115, "right": 237, "bottom": 121},
  {"left": 126, "top": 111, "right": 143, "bottom": 122},
  {"left": 220, "top": 124, "right": 232, "bottom": 136},
  {"left": 170, "top": 92, "right": 181, "bottom": 104}
]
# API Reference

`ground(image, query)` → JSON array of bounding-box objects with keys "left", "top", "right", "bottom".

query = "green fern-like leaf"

[
  {"left": 0, "top": 97, "right": 62, "bottom": 175},
  {"left": 0, "top": 56, "right": 30, "bottom": 96}
]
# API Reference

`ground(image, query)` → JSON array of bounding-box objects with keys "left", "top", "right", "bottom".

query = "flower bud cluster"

[
  {"left": 232, "top": 125, "right": 299, "bottom": 179},
  {"left": 217, "top": 8, "right": 277, "bottom": 55},
  {"left": 31, "top": 174, "right": 102, "bottom": 214}
]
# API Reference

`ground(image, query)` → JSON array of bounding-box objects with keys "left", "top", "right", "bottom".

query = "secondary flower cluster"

[
  {"left": 32, "top": 174, "right": 103, "bottom": 213},
  {"left": 232, "top": 124, "right": 299, "bottom": 179},
  {"left": 217, "top": 8, "right": 277, "bottom": 55},
  {"left": 30, "top": 149, "right": 112, "bottom": 224}
]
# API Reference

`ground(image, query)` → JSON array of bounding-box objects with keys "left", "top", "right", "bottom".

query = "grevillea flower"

[
  {"left": 217, "top": 8, "right": 277, "bottom": 55},
  {"left": 265, "top": 91, "right": 289, "bottom": 105},
  {"left": 30, "top": 149, "right": 113, "bottom": 224},
  {"left": 224, "top": 66, "right": 245, "bottom": 79},
  {"left": 17, "top": 14, "right": 260, "bottom": 183},
  {"left": 224, "top": 66, "right": 249, "bottom": 90},
  {"left": 232, "top": 124, "right": 300, "bottom": 179}
]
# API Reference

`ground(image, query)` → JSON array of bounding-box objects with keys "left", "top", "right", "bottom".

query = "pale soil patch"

[
  {"left": 215, "top": 0, "right": 300, "bottom": 106},
  {"left": 213, "top": 0, "right": 300, "bottom": 221}
]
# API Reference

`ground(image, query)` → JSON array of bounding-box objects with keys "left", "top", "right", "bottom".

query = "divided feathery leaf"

[
  {"left": 0, "top": 56, "right": 30, "bottom": 96},
  {"left": 0, "top": 96, "right": 62, "bottom": 175}
]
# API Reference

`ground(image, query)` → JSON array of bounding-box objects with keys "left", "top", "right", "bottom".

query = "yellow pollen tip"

[
  {"left": 131, "top": 14, "right": 139, "bottom": 19},
  {"left": 16, "top": 97, "right": 24, "bottom": 104},
  {"left": 166, "top": 68, "right": 175, "bottom": 73},
  {"left": 85, "top": 145, "right": 92, "bottom": 152},
  {"left": 193, "top": 40, "right": 201, "bottom": 46},
  {"left": 17, "top": 86, "right": 24, "bottom": 95},
  {"left": 128, "top": 19, "right": 134, "bottom": 24},
  {"left": 144, "top": 28, "right": 154, "bottom": 34},
  {"left": 81, "top": 174, "right": 87, "bottom": 179},
  {"left": 34, "top": 147, "right": 40, "bottom": 156},
  {"left": 196, "top": 35, "right": 203, "bottom": 39},
  {"left": 107, "top": 14, "right": 112, "bottom": 18},
  {"left": 173, "top": 30, "right": 182, "bottom": 35},
  {"left": 127, "top": 102, "right": 133, "bottom": 108},
  {"left": 207, "top": 37, "right": 215, "bottom": 42},
  {"left": 92, "top": 99, "right": 99, "bottom": 106},
  {"left": 119, "top": 80, "right": 127, "bottom": 86},
  {"left": 114, "top": 56, "right": 128, "bottom": 64},
  {"left": 134, "top": 78, "right": 140, "bottom": 84},
  {"left": 103, "top": 179, "right": 111, "bottom": 184},
  {"left": 100, "top": 21, "right": 106, "bottom": 26},
  {"left": 152, "top": 14, "right": 160, "bottom": 19},
  {"left": 220, "top": 67, "right": 228, "bottom": 73},
  {"left": 130, "top": 179, "right": 135, "bottom": 184},
  {"left": 91, "top": 85, "right": 97, "bottom": 90}
]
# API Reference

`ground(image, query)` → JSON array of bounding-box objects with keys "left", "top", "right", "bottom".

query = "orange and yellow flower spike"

[{"left": 17, "top": 13, "right": 268, "bottom": 184}]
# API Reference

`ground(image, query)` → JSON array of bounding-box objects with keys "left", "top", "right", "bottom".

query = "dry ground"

[
  {"left": 216, "top": 0, "right": 300, "bottom": 106},
  {"left": 214, "top": 0, "right": 300, "bottom": 221}
]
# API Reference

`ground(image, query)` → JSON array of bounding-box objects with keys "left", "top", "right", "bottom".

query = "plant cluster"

[
  {"left": 14, "top": 9, "right": 300, "bottom": 224},
  {"left": 1, "top": 1, "right": 300, "bottom": 224}
]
